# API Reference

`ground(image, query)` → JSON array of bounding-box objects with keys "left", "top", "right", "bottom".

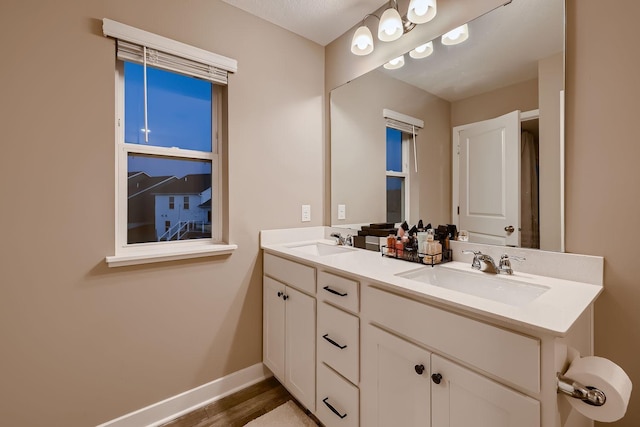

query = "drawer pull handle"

[
  {"left": 322, "top": 334, "right": 347, "bottom": 349},
  {"left": 415, "top": 364, "right": 425, "bottom": 375},
  {"left": 431, "top": 373, "right": 443, "bottom": 384},
  {"left": 323, "top": 286, "right": 348, "bottom": 297},
  {"left": 322, "top": 397, "right": 347, "bottom": 419}
]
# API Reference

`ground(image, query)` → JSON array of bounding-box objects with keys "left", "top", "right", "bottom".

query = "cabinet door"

[
  {"left": 285, "top": 285, "right": 316, "bottom": 411},
  {"left": 361, "top": 325, "right": 431, "bottom": 427},
  {"left": 263, "top": 277, "right": 286, "bottom": 381},
  {"left": 431, "top": 355, "right": 540, "bottom": 427}
]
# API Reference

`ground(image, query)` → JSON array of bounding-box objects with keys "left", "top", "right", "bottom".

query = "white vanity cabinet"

[
  {"left": 361, "top": 324, "right": 432, "bottom": 427},
  {"left": 263, "top": 253, "right": 316, "bottom": 411},
  {"left": 260, "top": 227, "right": 604, "bottom": 427},
  {"left": 316, "top": 270, "right": 361, "bottom": 427},
  {"left": 362, "top": 284, "right": 542, "bottom": 427},
  {"left": 431, "top": 355, "right": 540, "bottom": 427}
]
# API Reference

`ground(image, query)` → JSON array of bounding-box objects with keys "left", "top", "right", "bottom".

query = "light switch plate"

[
  {"left": 301, "top": 204, "right": 311, "bottom": 222},
  {"left": 338, "top": 204, "right": 346, "bottom": 220}
]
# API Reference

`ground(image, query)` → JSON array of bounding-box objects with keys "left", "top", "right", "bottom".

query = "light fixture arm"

[
  {"left": 360, "top": 13, "right": 380, "bottom": 26},
  {"left": 384, "top": 0, "right": 417, "bottom": 35}
]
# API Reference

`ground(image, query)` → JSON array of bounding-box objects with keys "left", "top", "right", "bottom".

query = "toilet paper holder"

[{"left": 557, "top": 373, "right": 607, "bottom": 406}]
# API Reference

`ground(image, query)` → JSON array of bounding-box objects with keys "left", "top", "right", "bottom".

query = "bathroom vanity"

[{"left": 261, "top": 227, "right": 603, "bottom": 427}]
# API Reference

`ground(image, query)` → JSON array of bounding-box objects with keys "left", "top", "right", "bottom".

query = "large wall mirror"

[{"left": 330, "top": 0, "right": 565, "bottom": 252}]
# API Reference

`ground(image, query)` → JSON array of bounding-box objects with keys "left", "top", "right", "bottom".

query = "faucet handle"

[
  {"left": 462, "top": 250, "right": 483, "bottom": 270},
  {"left": 498, "top": 254, "right": 526, "bottom": 275},
  {"left": 462, "top": 250, "right": 482, "bottom": 256}
]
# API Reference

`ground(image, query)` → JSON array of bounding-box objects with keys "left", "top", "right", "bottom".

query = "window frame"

[
  {"left": 106, "top": 62, "right": 234, "bottom": 267},
  {"left": 386, "top": 128, "right": 411, "bottom": 224}
]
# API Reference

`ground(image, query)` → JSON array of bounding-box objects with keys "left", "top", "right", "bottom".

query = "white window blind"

[
  {"left": 103, "top": 18, "right": 237, "bottom": 85},
  {"left": 383, "top": 109, "right": 423, "bottom": 172},
  {"left": 383, "top": 109, "right": 424, "bottom": 133}
]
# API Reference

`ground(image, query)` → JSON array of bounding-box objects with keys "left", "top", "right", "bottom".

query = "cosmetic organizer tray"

[{"left": 381, "top": 245, "right": 453, "bottom": 267}]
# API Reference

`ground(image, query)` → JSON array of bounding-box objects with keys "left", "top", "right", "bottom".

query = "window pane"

[
  {"left": 387, "top": 176, "right": 404, "bottom": 224},
  {"left": 124, "top": 62, "right": 212, "bottom": 151},
  {"left": 127, "top": 155, "right": 212, "bottom": 244},
  {"left": 386, "top": 128, "right": 403, "bottom": 172}
]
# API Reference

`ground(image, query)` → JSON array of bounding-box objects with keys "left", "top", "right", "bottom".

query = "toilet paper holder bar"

[{"left": 557, "top": 373, "right": 607, "bottom": 406}]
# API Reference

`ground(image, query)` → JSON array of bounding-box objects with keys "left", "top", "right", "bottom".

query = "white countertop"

[{"left": 261, "top": 228, "right": 603, "bottom": 337}]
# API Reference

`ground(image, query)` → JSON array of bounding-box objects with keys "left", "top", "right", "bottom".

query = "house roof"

[
  {"left": 151, "top": 174, "right": 211, "bottom": 195},
  {"left": 128, "top": 172, "right": 177, "bottom": 199}
]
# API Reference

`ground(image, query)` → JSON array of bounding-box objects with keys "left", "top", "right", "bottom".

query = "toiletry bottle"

[
  {"left": 424, "top": 229, "right": 435, "bottom": 264},
  {"left": 386, "top": 234, "right": 396, "bottom": 255},
  {"left": 395, "top": 237, "right": 404, "bottom": 258},
  {"left": 434, "top": 239, "right": 442, "bottom": 264}
]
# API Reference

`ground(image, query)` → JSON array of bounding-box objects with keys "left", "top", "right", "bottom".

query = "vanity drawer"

[
  {"left": 264, "top": 253, "right": 315, "bottom": 295},
  {"left": 318, "top": 270, "right": 359, "bottom": 313},
  {"left": 364, "top": 285, "right": 540, "bottom": 393},
  {"left": 318, "top": 301, "right": 359, "bottom": 384},
  {"left": 316, "top": 362, "right": 359, "bottom": 427}
]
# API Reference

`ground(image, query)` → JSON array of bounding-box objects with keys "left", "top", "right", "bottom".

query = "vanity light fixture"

[
  {"left": 383, "top": 54, "right": 405, "bottom": 70},
  {"left": 351, "top": 14, "right": 377, "bottom": 56},
  {"left": 378, "top": 5, "right": 404, "bottom": 42},
  {"left": 407, "top": 0, "right": 437, "bottom": 24},
  {"left": 351, "top": 0, "right": 437, "bottom": 56},
  {"left": 409, "top": 41, "right": 434, "bottom": 59},
  {"left": 441, "top": 23, "right": 469, "bottom": 45}
]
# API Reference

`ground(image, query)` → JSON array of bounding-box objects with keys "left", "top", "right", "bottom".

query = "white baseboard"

[{"left": 96, "top": 363, "right": 272, "bottom": 427}]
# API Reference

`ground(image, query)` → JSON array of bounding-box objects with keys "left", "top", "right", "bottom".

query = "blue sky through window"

[
  {"left": 124, "top": 62, "right": 212, "bottom": 178},
  {"left": 386, "top": 128, "right": 403, "bottom": 190}
]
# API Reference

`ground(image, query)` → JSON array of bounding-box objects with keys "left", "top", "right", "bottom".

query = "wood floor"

[{"left": 159, "top": 376, "right": 321, "bottom": 427}]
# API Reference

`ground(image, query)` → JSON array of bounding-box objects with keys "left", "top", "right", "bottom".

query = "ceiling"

[
  {"left": 378, "top": 0, "right": 564, "bottom": 101},
  {"left": 220, "top": 0, "right": 564, "bottom": 102},
  {"left": 220, "top": 0, "right": 388, "bottom": 46}
]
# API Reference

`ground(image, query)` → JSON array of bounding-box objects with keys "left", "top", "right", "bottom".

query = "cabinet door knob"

[
  {"left": 414, "top": 364, "right": 425, "bottom": 375},
  {"left": 283, "top": 294, "right": 289, "bottom": 300},
  {"left": 277, "top": 291, "right": 283, "bottom": 297},
  {"left": 431, "top": 373, "right": 443, "bottom": 384}
]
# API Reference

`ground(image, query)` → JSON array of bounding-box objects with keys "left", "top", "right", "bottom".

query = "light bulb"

[
  {"left": 441, "top": 23, "right": 469, "bottom": 46},
  {"left": 351, "top": 25, "right": 374, "bottom": 55},
  {"left": 378, "top": 7, "right": 403, "bottom": 42},
  {"left": 408, "top": 0, "right": 437, "bottom": 24},
  {"left": 409, "top": 41, "right": 434, "bottom": 59},
  {"left": 383, "top": 55, "right": 405, "bottom": 70}
]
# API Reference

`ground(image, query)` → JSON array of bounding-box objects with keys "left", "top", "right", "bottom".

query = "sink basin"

[
  {"left": 396, "top": 266, "right": 549, "bottom": 307},
  {"left": 287, "top": 242, "right": 356, "bottom": 256}
]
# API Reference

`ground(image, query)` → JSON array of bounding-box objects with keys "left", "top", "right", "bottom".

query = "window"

[
  {"left": 120, "top": 61, "right": 216, "bottom": 246},
  {"left": 386, "top": 128, "right": 408, "bottom": 224},
  {"left": 383, "top": 109, "right": 423, "bottom": 225},
  {"left": 103, "top": 19, "right": 238, "bottom": 267}
]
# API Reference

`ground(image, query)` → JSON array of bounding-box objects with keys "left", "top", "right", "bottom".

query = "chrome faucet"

[
  {"left": 330, "top": 232, "right": 352, "bottom": 246},
  {"left": 462, "top": 250, "right": 525, "bottom": 275}
]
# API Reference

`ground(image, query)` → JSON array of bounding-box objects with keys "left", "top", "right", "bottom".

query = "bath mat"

[{"left": 244, "top": 400, "right": 317, "bottom": 427}]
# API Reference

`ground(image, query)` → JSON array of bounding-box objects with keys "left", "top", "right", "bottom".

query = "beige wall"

[
  {"left": 451, "top": 78, "right": 539, "bottom": 127},
  {"left": 539, "top": 52, "right": 564, "bottom": 252},
  {"left": 566, "top": 1, "right": 640, "bottom": 425},
  {"left": 0, "top": 1, "right": 324, "bottom": 426},
  {"left": 331, "top": 71, "right": 450, "bottom": 226}
]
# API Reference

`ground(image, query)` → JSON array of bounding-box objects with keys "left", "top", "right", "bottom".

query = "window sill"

[{"left": 105, "top": 244, "right": 237, "bottom": 268}]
